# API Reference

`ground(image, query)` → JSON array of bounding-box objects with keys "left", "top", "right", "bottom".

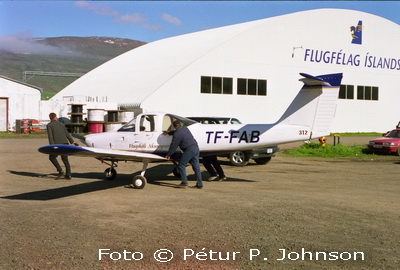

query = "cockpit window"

[
  {"left": 118, "top": 117, "right": 136, "bottom": 132},
  {"left": 140, "top": 115, "right": 156, "bottom": 132},
  {"left": 118, "top": 114, "right": 197, "bottom": 132},
  {"left": 162, "top": 114, "right": 197, "bottom": 132},
  {"left": 168, "top": 114, "right": 197, "bottom": 127}
]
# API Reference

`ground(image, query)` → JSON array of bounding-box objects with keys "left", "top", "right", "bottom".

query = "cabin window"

[{"left": 162, "top": 115, "right": 174, "bottom": 132}]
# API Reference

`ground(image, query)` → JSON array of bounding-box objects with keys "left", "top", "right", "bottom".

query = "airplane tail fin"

[{"left": 277, "top": 73, "right": 343, "bottom": 139}]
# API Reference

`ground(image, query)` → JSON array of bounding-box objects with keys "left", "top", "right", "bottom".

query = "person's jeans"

[{"left": 178, "top": 145, "right": 203, "bottom": 186}]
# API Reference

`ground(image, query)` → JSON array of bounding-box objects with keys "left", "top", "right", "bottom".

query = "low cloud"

[{"left": 0, "top": 33, "right": 72, "bottom": 55}]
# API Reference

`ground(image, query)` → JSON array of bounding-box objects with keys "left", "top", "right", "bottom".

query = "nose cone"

[
  {"left": 84, "top": 134, "right": 96, "bottom": 147},
  {"left": 83, "top": 132, "right": 116, "bottom": 148}
]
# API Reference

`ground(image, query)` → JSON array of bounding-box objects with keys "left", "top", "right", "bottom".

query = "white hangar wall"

[
  {"left": 0, "top": 76, "right": 41, "bottom": 131},
  {"left": 53, "top": 9, "right": 400, "bottom": 133}
]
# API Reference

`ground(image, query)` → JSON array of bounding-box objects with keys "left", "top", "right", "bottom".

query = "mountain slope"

[{"left": 0, "top": 36, "right": 146, "bottom": 99}]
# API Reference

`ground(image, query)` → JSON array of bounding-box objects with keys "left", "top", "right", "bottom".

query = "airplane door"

[{"left": 135, "top": 115, "right": 158, "bottom": 148}]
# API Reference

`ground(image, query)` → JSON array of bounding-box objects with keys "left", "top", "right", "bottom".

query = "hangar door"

[{"left": 0, "top": 98, "right": 8, "bottom": 131}]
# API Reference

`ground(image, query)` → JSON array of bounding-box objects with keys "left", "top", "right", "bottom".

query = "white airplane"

[{"left": 39, "top": 72, "right": 343, "bottom": 189}]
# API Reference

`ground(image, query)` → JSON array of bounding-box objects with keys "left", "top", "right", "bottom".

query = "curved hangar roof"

[
  {"left": 52, "top": 15, "right": 264, "bottom": 107},
  {"left": 52, "top": 8, "right": 399, "bottom": 108}
]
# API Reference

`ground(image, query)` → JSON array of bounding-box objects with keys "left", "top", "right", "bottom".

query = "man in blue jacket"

[
  {"left": 165, "top": 120, "right": 203, "bottom": 189},
  {"left": 47, "top": 112, "right": 78, "bottom": 179}
]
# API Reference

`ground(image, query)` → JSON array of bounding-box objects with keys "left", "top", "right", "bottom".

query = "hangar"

[
  {"left": 0, "top": 75, "right": 41, "bottom": 131},
  {"left": 50, "top": 9, "right": 400, "bottom": 132}
]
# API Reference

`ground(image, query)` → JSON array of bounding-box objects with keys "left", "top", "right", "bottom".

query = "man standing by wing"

[
  {"left": 46, "top": 112, "right": 78, "bottom": 180},
  {"left": 165, "top": 120, "right": 203, "bottom": 189}
]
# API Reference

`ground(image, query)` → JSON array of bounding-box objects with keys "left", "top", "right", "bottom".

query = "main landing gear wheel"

[
  {"left": 104, "top": 168, "right": 117, "bottom": 180},
  {"left": 132, "top": 175, "right": 146, "bottom": 189}
]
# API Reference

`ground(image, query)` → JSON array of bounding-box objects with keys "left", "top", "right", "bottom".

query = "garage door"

[{"left": 0, "top": 98, "right": 8, "bottom": 131}]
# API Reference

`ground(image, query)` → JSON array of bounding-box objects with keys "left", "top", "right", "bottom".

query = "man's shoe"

[
  {"left": 217, "top": 177, "right": 227, "bottom": 181},
  {"left": 64, "top": 175, "right": 72, "bottom": 180},
  {"left": 192, "top": 184, "right": 203, "bottom": 189},
  {"left": 207, "top": 176, "right": 218, "bottom": 182},
  {"left": 176, "top": 182, "right": 188, "bottom": 188},
  {"left": 55, "top": 172, "right": 64, "bottom": 180}
]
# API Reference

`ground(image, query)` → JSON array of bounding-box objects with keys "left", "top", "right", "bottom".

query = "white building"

[
  {"left": 51, "top": 9, "right": 400, "bottom": 132},
  {"left": 0, "top": 75, "right": 41, "bottom": 131}
]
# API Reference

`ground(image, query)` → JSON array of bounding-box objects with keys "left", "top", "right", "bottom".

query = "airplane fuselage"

[
  {"left": 84, "top": 112, "right": 311, "bottom": 157},
  {"left": 39, "top": 73, "right": 343, "bottom": 188}
]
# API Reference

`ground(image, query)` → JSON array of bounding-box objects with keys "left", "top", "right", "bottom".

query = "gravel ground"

[{"left": 0, "top": 137, "right": 399, "bottom": 269}]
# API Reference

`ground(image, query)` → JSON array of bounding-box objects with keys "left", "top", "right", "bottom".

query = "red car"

[{"left": 368, "top": 129, "right": 400, "bottom": 156}]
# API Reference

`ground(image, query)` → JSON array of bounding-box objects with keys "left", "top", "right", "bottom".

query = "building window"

[
  {"left": 339, "top": 85, "right": 354, "bottom": 99},
  {"left": 237, "top": 78, "right": 267, "bottom": 96},
  {"left": 201, "top": 76, "right": 233, "bottom": 94},
  {"left": 357, "top": 85, "right": 379, "bottom": 100}
]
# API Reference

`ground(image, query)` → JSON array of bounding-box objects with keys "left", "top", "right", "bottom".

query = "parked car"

[
  {"left": 368, "top": 128, "right": 400, "bottom": 156},
  {"left": 187, "top": 116, "right": 279, "bottom": 166},
  {"left": 188, "top": 117, "right": 242, "bottom": 125}
]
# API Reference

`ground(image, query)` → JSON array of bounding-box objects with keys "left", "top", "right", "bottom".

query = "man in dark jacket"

[
  {"left": 47, "top": 112, "right": 77, "bottom": 179},
  {"left": 165, "top": 120, "right": 203, "bottom": 189}
]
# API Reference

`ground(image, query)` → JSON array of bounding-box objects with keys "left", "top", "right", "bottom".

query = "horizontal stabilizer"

[{"left": 299, "top": 73, "right": 343, "bottom": 87}]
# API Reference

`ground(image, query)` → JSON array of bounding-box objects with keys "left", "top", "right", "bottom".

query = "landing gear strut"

[
  {"left": 130, "top": 159, "right": 149, "bottom": 189},
  {"left": 103, "top": 161, "right": 118, "bottom": 180},
  {"left": 100, "top": 159, "right": 149, "bottom": 189}
]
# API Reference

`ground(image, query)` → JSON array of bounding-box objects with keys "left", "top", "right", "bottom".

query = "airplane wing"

[{"left": 38, "top": 144, "right": 167, "bottom": 162}]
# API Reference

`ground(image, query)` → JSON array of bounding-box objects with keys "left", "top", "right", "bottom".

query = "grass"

[
  {"left": 330, "top": 132, "right": 381, "bottom": 137},
  {"left": 0, "top": 131, "right": 48, "bottom": 139},
  {"left": 284, "top": 142, "right": 373, "bottom": 158}
]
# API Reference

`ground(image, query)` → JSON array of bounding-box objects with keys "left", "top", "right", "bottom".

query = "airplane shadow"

[
  {"left": 7, "top": 170, "right": 104, "bottom": 180},
  {"left": 2, "top": 164, "right": 255, "bottom": 201},
  {"left": 144, "top": 164, "right": 256, "bottom": 187},
  {"left": 3, "top": 170, "right": 132, "bottom": 201}
]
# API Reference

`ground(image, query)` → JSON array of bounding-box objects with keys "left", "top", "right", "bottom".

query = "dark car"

[
  {"left": 368, "top": 128, "right": 400, "bottom": 156},
  {"left": 187, "top": 116, "right": 279, "bottom": 166}
]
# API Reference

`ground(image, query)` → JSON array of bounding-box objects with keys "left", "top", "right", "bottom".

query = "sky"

[{"left": 0, "top": 1, "right": 399, "bottom": 51}]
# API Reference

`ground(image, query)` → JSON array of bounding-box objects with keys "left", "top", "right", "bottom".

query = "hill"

[{"left": 0, "top": 36, "right": 146, "bottom": 99}]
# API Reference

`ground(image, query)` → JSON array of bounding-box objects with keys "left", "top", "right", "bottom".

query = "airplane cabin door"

[{"left": 136, "top": 115, "right": 157, "bottom": 143}]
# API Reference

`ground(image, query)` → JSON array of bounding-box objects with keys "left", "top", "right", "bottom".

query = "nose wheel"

[
  {"left": 104, "top": 167, "right": 117, "bottom": 180},
  {"left": 103, "top": 161, "right": 118, "bottom": 180}
]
